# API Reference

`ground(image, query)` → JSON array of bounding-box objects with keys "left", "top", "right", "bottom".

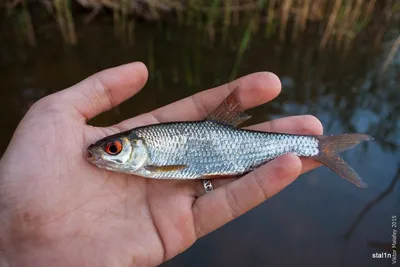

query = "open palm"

[{"left": 0, "top": 62, "right": 322, "bottom": 267}]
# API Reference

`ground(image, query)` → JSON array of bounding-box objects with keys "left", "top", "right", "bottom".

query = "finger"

[
  {"left": 192, "top": 153, "right": 302, "bottom": 238},
  {"left": 114, "top": 72, "right": 281, "bottom": 130},
  {"left": 57, "top": 62, "right": 148, "bottom": 120},
  {"left": 193, "top": 115, "right": 323, "bottom": 197}
]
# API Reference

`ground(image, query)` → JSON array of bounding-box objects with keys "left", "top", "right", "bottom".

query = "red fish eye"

[{"left": 105, "top": 140, "right": 122, "bottom": 155}]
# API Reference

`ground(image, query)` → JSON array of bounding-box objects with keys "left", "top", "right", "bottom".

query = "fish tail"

[{"left": 312, "top": 134, "right": 373, "bottom": 188}]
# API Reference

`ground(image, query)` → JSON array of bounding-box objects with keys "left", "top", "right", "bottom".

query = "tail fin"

[{"left": 313, "top": 134, "right": 373, "bottom": 188}]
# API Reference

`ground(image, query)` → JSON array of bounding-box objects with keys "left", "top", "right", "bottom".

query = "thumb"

[{"left": 56, "top": 62, "right": 148, "bottom": 120}]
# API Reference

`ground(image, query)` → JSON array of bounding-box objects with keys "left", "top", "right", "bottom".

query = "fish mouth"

[
  {"left": 86, "top": 148, "right": 104, "bottom": 164},
  {"left": 87, "top": 150, "right": 96, "bottom": 162},
  {"left": 86, "top": 148, "right": 114, "bottom": 168}
]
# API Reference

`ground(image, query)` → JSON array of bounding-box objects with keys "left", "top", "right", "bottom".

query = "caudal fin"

[{"left": 313, "top": 134, "right": 373, "bottom": 188}]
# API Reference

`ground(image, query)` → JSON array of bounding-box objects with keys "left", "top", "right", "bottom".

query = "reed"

[
  {"left": 299, "top": 0, "right": 310, "bottom": 34},
  {"left": 196, "top": 0, "right": 204, "bottom": 30},
  {"left": 252, "top": 0, "right": 265, "bottom": 33},
  {"left": 2, "top": 0, "right": 397, "bottom": 52},
  {"left": 382, "top": 36, "right": 400, "bottom": 72},
  {"left": 230, "top": 17, "right": 254, "bottom": 80},
  {"left": 112, "top": 0, "right": 135, "bottom": 45},
  {"left": 279, "top": 0, "right": 292, "bottom": 41},
  {"left": 320, "top": 0, "right": 342, "bottom": 49},
  {"left": 185, "top": 0, "right": 195, "bottom": 25},
  {"left": 265, "top": 0, "right": 276, "bottom": 37},
  {"left": 21, "top": 0, "right": 36, "bottom": 46},
  {"left": 224, "top": 0, "right": 232, "bottom": 26},
  {"left": 53, "top": 0, "right": 76, "bottom": 44},
  {"left": 127, "top": 18, "right": 135, "bottom": 45},
  {"left": 65, "top": 0, "right": 77, "bottom": 44},
  {"left": 53, "top": 0, "right": 67, "bottom": 40},
  {"left": 232, "top": 0, "right": 239, "bottom": 25},
  {"left": 5, "top": 0, "right": 36, "bottom": 46},
  {"left": 205, "top": 0, "right": 221, "bottom": 43}
]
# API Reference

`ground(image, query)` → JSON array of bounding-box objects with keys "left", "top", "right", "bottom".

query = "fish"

[{"left": 87, "top": 88, "right": 373, "bottom": 187}]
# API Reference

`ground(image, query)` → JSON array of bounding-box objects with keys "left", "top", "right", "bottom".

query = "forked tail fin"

[{"left": 312, "top": 134, "right": 373, "bottom": 188}]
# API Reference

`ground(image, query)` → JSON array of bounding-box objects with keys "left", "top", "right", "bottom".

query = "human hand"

[{"left": 0, "top": 62, "right": 322, "bottom": 267}]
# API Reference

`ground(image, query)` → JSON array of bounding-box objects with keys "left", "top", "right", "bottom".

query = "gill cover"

[
  {"left": 87, "top": 134, "right": 149, "bottom": 173},
  {"left": 129, "top": 139, "right": 149, "bottom": 171}
]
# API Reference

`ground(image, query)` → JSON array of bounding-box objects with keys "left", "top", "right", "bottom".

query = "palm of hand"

[
  {"left": 2, "top": 98, "right": 195, "bottom": 266},
  {"left": 0, "top": 62, "right": 322, "bottom": 267}
]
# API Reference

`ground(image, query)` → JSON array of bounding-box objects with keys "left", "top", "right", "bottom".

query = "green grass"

[
  {"left": 3, "top": 0, "right": 397, "bottom": 55},
  {"left": 230, "top": 18, "right": 254, "bottom": 80}
]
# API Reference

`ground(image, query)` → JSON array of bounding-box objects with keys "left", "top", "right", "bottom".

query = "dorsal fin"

[{"left": 206, "top": 87, "right": 251, "bottom": 127}]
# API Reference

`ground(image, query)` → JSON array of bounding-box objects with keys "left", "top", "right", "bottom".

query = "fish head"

[{"left": 87, "top": 134, "right": 149, "bottom": 173}]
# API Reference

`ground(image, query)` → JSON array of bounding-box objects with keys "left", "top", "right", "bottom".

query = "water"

[{"left": 1, "top": 12, "right": 399, "bottom": 267}]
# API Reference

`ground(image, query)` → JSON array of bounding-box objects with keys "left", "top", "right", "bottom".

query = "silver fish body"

[
  {"left": 130, "top": 120, "right": 319, "bottom": 179},
  {"left": 87, "top": 88, "right": 372, "bottom": 188}
]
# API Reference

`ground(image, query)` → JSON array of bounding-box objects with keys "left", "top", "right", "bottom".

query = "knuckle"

[
  {"left": 93, "top": 77, "right": 114, "bottom": 110},
  {"left": 251, "top": 173, "right": 270, "bottom": 200},
  {"left": 191, "top": 206, "right": 207, "bottom": 238},
  {"left": 30, "top": 95, "right": 53, "bottom": 109},
  {"left": 36, "top": 98, "right": 64, "bottom": 114},
  {"left": 191, "top": 94, "right": 209, "bottom": 119},
  {"left": 224, "top": 188, "right": 243, "bottom": 220},
  {"left": 29, "top": 95, "right": 63, "bottom": 114},
  {"left": 193, "top": 220, "right": 206, "bottom": 239}
]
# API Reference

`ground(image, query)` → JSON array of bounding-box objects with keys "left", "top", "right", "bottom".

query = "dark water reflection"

[{"left": 1, "top": 14, "right": 399, "bottom": 267}]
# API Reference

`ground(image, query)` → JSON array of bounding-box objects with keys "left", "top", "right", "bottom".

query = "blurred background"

[{"left": 0, "top": 0, "right": 399, "bottom": 266}]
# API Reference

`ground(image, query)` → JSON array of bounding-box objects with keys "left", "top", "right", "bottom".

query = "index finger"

[{"left": 115, "top": 72, "right": 281, "bottom": 130}]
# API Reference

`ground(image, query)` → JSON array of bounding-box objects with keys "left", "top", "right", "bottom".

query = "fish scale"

[
  {"left": 132, "top": 120, "right": 320, "bottom": 179},
  {"left": 87, "top": 89, "right": 372, "bottom": 187}
]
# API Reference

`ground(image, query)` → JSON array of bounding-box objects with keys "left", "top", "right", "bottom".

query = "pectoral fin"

[
  {"left": 206, "top": 87, "right": 251, "bottom": 127},
  {"left": 145, "top": 164, "right": 187, "bottom": 172}
]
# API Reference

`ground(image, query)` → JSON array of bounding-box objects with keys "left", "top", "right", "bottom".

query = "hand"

[{"left": 0, "top": 62, "right": 322, "bottom": 267}]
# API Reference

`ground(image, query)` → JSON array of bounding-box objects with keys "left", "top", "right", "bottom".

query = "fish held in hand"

[{"left": 87, "top": 89, "right": 373, "bottom": 188}]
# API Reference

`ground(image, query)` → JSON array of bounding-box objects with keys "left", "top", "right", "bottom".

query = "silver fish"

[{"left": 87, "top": 89, "right": 372, "bottom": 187}]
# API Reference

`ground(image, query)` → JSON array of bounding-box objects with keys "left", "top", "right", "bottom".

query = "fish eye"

[{"left": 105, "top": 140, "right": 123, "bottom": 155}]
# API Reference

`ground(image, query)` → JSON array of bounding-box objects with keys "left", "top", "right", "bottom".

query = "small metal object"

[{"left": 203, "top": 179, "right": 213, "bottom": 193}]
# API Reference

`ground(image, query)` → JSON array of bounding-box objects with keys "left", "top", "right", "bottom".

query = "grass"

[
  {"left": 21, "top": 0, "right": 36, "bottom": 46},
  {"left": 53, "top": 0, "right": 77, "bottom": 44},
  {"left": 2, "top": 0, "right": 398, "bottom": 66},
  {"left": 230, "top": 17, "right": 254, "bottom": 80},
  {"left": 382, "top": 35, "right": 400, "bottom": 72}
]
